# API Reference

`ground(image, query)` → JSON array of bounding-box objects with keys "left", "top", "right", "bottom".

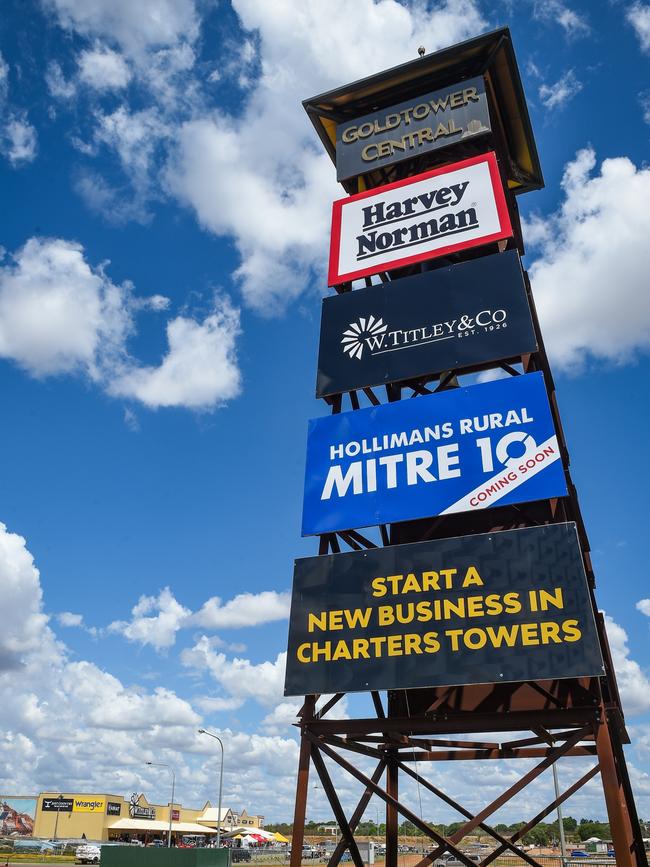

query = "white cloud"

[
  {"left": 78, "top": 45, "right": 131, "bottom": 90},
  {"left": 57, "top": 612, "right": 85, "bottom": 627},
  {"left": 0, "top": 237, "right": 243, "bottom": 412},
  {"left": 193, "top": 591, "right": 291, "bottom": 629},
  {"left": 538, "top": 69, "right": 583, "bottom": 109},
  {"left": 109, "top": 298, "right": 242, "bottom": 409},
  {"left": 182, "top": 639, "right": 287, "bottom": 708},
  {"left": 42, "top": 0, "right": 199, "bottom": 58},
  {"left": 109, "top": 588, "right": 289, "bottom": 651},
  {"left": 637, "top": 599, "right": 650, "bottom": 617},
  {"left": 45, "top": 61, "right": 77, "bottom": 99},
  {"left": 0, "top": 237, "right": 131, "bottom": 379},
  {"left": 604, "top": 614, "right": 650, "bottom": 716},
  {"left": 526, "top": 147, "right": 650, "bottom": 369},
  {"left": 167, "top": 0, "right": 487, "bottom": 312},
  {"left": 195, "top": 696, "right": 245, "bottom": 713},
  {"left": 0, "top": 522, "right": 51, "bottom": 672},
  {"left": 534, "top": 1, "right": 590, "bottom": 38},
  {"left": 628, "top": 2, "right": 650, "bottom": 52},
  {"left": 108, "top": 588, "right": 191, "bottom": 651},
  {"left": 1, "top": 114, "right": 37, "bottom": 165}
]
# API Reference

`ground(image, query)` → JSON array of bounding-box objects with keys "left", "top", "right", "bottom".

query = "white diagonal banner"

[{"left": 440, "top": 433, "right": 561, "bottom": 515}]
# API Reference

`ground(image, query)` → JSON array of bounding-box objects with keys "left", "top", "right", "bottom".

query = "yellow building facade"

[{"left": 32, "top": 793, "right": 220, "bottom": 843}]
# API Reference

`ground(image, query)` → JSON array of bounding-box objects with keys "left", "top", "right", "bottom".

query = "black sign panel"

[
  {"left": 42, "top": 798, "right": 73, "bottom": 812},
  {"left": 107, "top": 802, "right": 121, "bottom": 816},
  {"left": 336, "top": 76, "right": 491, "bottom": 182},
  {"left": 284, "top": 523, "right": 603, "bottom": 696},
  {"left": 316, "top": 250, "right": 536, "bottom": 398}
]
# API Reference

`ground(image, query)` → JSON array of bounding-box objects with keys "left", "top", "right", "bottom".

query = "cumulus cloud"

[
  {"left": 167, "top": 0, "right": 487, "bottom": 312},
  {"left": 193, "top": 591, "right": 291, "bottom": 629},
  {"left": 109, "top": 298, "right": 242, "bottom": 409},
  {"left": 41, "top": 0, "right": 199, "bottom": 58},
  {"left": 0, "top": 237, "right": 132, "bottom": 378},
  {"left": 108, "top": 588, "right": 192, "bottom": 651},
  {"left": 604, "top": 614, "right": 650, "bottom": 716},
  {"left": 526, "top": 147, "right": 650, "bottom": 369},
  {"left": 0, "top": 523, "right": 50, "bottom": 672},
  {"left": 538, "top": 69, "right": 583, "bottom": 109},
  {"left": 637, "top": 599, "right": 650, "bottom": 617},
  {"left": 182, "top": 640, "right": 287, "bottom": 708},
  {"left": 627, "top": 2, "right": 650, "bottom": 52},
  {"left": 108, "top": 588, "right": 290, "bottom": 650},
  {"left": 0, "top": 237, "right": 243, "bottom": 412},
  {"left": 78, "top": 45, "right": 131, "bottom": 90}
]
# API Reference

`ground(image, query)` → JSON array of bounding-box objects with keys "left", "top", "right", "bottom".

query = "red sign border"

[{"left": 327, "top": 151, "right": 512, "bottom": 286}]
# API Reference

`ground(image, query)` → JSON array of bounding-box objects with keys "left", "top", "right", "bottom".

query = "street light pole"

[
  {"left": 146, "top": 761, "right": 175, "bottom": 848},
  {"left": 53, "top": 795, "right": 64, "bottom": 842},
  {"left": 198, "top": 729, "right": 225, "bottom": 849}
]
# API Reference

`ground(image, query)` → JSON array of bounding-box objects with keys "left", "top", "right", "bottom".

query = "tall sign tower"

[{"left": 285, "top": 28, "right": 647, "bottom": 867}]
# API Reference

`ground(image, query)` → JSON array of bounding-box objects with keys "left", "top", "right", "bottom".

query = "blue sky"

[{"left": 1, "top": 0, "right": 650, "bottom": 829}]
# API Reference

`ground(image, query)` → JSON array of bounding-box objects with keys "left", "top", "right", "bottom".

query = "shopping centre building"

[{"left": 32, "top": 792, "right": 264, "bottom": 843}]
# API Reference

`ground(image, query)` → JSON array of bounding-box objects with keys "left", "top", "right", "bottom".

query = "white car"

[{"left": 76, "top": 843, "right": 101, "bottom": 864}]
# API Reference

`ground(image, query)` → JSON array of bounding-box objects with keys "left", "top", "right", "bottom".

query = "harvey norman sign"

[
  {"left": 328, "top": 152, "right": 512, "bottom": 285},
  {"left": 316, "top": 250, "right": 536, "bottom": 398},
  {"left": 302, "top": 371, "right": 566, "bottom": 536},
  {"left": 336, "top": 76, "right": 491, "bottom": 182},
  {"left": 284, "top": 523, "right": 603, "bottom": 696}
]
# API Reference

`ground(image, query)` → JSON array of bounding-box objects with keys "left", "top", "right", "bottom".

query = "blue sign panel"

[{"left": 302, "top": 372, "right": 567, "bottom": 536}]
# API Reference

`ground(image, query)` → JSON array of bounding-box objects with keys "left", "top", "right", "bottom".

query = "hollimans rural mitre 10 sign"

[
  {"left": 335, "top": 75, "right": 491, "bottom": 182},
  {"left": 328, "top": 152, "right": 512, "bottom": 285},
  {"left": 302, "top": 371, "right": 567, "bottom": 536},
  {"left": 284, "top": 523, "right": 603, "bottom": 696}
]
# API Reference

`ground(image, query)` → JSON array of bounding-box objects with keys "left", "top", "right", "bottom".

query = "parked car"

[
  {"left": 570, "top": 851, "right": 589, "bottom": 858},
  {"left": 231, "top": 849, "right": 252, "bottom": 863},
  {"left": 148, "top": 839, "right": 165, "bottom": 848},
  {"left": 75, "top": 843, "right": 101, "bottom": 864},
  {"left": 433, "top": 853, "right": 480, "bottom": 867}
]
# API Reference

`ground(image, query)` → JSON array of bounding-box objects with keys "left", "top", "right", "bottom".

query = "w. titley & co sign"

[
  {"left": 328, "top": 151, "right": 512, "bottom": 285},
  {"left": 316, "top": 250, "right": 536, "bottom": 398}
]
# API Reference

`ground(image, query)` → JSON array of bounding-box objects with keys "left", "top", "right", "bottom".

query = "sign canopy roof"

[{"left": 303, "top": 27, "right": 543, "bottom": 195}]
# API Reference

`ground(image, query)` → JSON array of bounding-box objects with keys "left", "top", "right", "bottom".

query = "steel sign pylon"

[{"left": 287, "top": 28, "right": 646, "bottom": 867}]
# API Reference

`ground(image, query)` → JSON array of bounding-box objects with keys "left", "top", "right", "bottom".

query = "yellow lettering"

[
  {"left": 562, "top": 619, "right": 582, "bottom": 642},
  {"left": 462, "top": 566, "right": 483, "bottom": 587},
  {"left": 371, "top": 576, "right": 387, "bottom": 597}
]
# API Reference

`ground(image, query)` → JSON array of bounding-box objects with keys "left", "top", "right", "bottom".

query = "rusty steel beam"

[
  {"left": 482, "top": 765, "right": 601, "bottom": 866},
  {"left": 398, "top": 761, "right": 544, "bottom": 867},
  {"left": 310, "top": 742, "right": 365, "bottom": 867},
  {"left": 396, "top": 745, "right": 597, "bottom": 761},
  {"left": 316, "top": 693, "right": 345, "bottom": 720},
  {"left": 307, "top": 708, "right": 597, "bottom": 737},
  {"left": 594, "top": 710, "right": 639, "bottom": 867},
  {"left": 289, "top": 697, "right": 315, "bottom": 867},
  {"left": 419, "top": 726, "right": 591, "bottom": 867},
  {"left": 306, "top": 734, "right": 478, "bottom": 867},
  {"left": 329, "top": 760, "right": 387, "bottom": 867}
]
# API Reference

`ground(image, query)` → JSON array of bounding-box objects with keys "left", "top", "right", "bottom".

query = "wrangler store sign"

[
  {"left": 336, "top": 76, "right": 491, "bottom": 182},
  {"left": 302, "top": 371, "right": 566, "bottom": 536},
  {"left": 316, "top": 250, "right": 536, "bottom": 398},
  {"left": 284, "top": 523, "right": 603, "bottom": 696},
  {"left": 328, "top": 152, "right": 512, "bottom": 285}
]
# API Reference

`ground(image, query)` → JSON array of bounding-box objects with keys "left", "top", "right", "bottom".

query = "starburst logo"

[{"left": 340, "top": 316, "right": 387, "bottom": 360}]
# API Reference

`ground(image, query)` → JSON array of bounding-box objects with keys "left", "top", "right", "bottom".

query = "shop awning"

[{"left": 108, "top": 819, "right": 218, "bottom": 834}]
